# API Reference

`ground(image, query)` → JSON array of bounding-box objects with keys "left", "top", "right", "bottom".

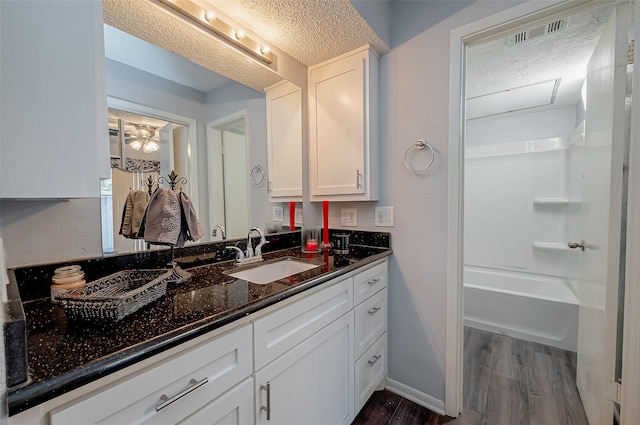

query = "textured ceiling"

[
  {"left": 104, "top": 0, "right": 283, "bottom": 92},
  {"left": 466, "top": 4, "right": 613, "bottom": 114},
  {"left": 103, "top": 0, "right": 388, "bottom": 93},
  {"left": 196, "top": 0, "right": 389, "bottom": 66},
  {"left": 104, "top": 0, "right": 613, "bottom": 118}
]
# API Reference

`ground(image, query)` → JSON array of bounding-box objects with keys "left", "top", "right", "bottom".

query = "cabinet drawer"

[
  {"left": 355, "top": 333, "right": 387, "bottom": 414},
  {"left": 50, "top": 324, "right": 252, "bottom": 425},
  {"left": 254, "top": 277, "right": 352, "bottom": 371},
  {"left": 353, "top": 261, "right": 387, "bottom": 305},
  {"left": 354, "top": 288, "right": 387, "bottom": 359}
]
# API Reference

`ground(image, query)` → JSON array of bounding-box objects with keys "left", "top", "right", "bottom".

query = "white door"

[
  {"left": 159, "top": 122, "right": 174, "bottom": 178},
  {"left": 575, "top": 4, "right": 628, "bottom": 424},
  {"left": 222, "top": 127, "right": 249, "bottom": 240}
]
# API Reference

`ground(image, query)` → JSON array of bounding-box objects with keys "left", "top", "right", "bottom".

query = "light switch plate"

[
  {"left": 295, "top": 208, "right": 303, "bottom": 226},
  {"left": 341, "top": 208, "right": 358, "bottom": 226},
  {"left": 375, "top": 207, "right": 394, "bottom": 227},
  {"left": 272, "top": 206, "right": 284, "bottom": 222}
]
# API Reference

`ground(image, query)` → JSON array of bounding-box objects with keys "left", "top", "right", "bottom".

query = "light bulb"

[
  {"left": 204, "top": 10, "right": 216, "bottom": 21},
  {"left": 260, "top": 45, "right": 270, "bottom": 55},
  {"left": 129, "top": 140, "right": 142, "bottom": 150},
  {"left": 143, "top": 140, "right": 159, "bottom": 153},
  {"left": 234, "top": 29, "right": 246, "bottom": 40}
]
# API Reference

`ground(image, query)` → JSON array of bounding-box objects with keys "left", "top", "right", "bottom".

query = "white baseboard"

[{"left": 385, "top": 378, "right": 446, "bottom": 416}]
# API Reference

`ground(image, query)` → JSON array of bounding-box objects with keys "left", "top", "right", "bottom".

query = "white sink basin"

[{"left": 224, "top": 258, "right": 320, "bottom": 285}]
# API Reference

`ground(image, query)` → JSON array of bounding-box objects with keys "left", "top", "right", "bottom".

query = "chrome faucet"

[
  {"left": 226, "top": 227, "right": 268, "bottom": 265},
  {"left": 246, "top": 227, "right": 268, "bottom": 258},
  {"left": 212, "top": 224, "right": 226, "bottom": 240}
]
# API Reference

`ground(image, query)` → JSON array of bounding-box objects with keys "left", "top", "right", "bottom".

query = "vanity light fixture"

[{"left": 156, "top": 0, "right": 274, "bottom": 64}]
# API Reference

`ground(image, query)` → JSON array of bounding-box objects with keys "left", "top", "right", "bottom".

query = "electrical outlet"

[
  {"left": 375, "top": 207, "right": 394, "bottom": 227},
  {"left": 341, "top": 208, "right": 358, "bottom": 227},
  {"left": 295, "top": 208, "right": 303, "bottom": 226},
  {"left": 272, "top": 206, "right": 284, "bottom": 222}
]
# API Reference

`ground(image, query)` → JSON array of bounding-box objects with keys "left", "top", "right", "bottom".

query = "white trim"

[
  {"left": 445, "top": 0, "right": 594, "bottom": 417},
  {"left": 620, "top": 2, "right": 640, "bottom": 423},
  {"left": 385, "top": 378, "right": 445, "bottom": 416},
  {"left": 106, "top": 96, "right": 199, "bottom": 213}
]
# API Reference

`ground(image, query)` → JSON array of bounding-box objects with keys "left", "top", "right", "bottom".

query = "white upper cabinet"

[
  {"left": 308, "top": 45, "right": 379, "bottom": 201},
  {"left": 266, "top": 80, "right": 303, "bottom": 201},
  {"left": 0, "top": 1, "right": 108, "bottom": 199}
]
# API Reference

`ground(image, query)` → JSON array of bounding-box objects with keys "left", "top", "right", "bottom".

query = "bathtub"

[{"left": 463, "top": 266, "right": 579, "bottom": 352}]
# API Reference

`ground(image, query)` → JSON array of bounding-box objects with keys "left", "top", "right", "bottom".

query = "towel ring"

[
  {"left": 250, "top": 165, "right": 265, "bottom": 186},
  {"left": 404, "top": 139, "right": 435, "bottom": 173}
]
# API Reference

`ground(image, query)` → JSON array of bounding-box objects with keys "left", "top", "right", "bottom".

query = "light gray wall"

[{"left": 337, "top": 0, "right": 529, "bottom": 403}]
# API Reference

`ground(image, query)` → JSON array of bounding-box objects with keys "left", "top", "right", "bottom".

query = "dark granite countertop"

[{"left": 8, "top": 237, "right": 391, "bottom": 416}]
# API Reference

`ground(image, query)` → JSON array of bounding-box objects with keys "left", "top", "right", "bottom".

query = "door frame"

[
  {"left": 207, "top": 110, "right": 250, "bottom": 240},
  {"left": 445, "top": 0, "right": 625, "bottom": 418},
  {"left": 620, "top": 2, "right": 640, "bottom": 421}
]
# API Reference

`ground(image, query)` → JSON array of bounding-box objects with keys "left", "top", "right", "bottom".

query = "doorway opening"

[
  {"left": 102, "top": 98, "right": 198, "bottom": 255},
  {"left": 207, "top": 111, "right": 250, "bottom": 241},
  {"left": 454, "top": 2, "right": 632, "bottom": 424}
]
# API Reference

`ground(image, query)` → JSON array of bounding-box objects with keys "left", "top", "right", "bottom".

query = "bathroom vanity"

[{"left": 7, "top": 233, "right": 390, "bottom": 425}]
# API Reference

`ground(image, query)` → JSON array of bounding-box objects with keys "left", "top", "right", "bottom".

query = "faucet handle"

[
  {"left": 225, "top": 246, "right": 244, "bottom": 263},
  {"left": 255, "top": 239, "right": 269, "bottom": 256}
]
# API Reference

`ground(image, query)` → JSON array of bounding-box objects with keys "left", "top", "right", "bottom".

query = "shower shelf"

[{"left": 532, "top": 242, "right": 568, "bottom": 251}]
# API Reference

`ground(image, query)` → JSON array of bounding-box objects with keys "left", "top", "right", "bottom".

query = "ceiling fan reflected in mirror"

[{"left": 125, "top": 124, "right": 160, "bottom": 153}]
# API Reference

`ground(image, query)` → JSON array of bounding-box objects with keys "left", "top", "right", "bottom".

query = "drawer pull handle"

[
  {"left": 155, "top": 377, "right": 208, "bottom": 411},
  {"left": 368, "top": 354, "right": 382, "bottom": 367},
  {"left": 367, "top": 278, "right": 381, "bottom": 286},
  {"left": 261, "top": 381, "right": 271, "bottom": 420},
  {"left": 368, "top": 306, "right": 381, "bottom": 316}
]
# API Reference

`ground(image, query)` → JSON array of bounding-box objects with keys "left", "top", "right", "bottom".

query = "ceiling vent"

[{"left": 507, "top": 18, "right": 568, "bottom": 45}]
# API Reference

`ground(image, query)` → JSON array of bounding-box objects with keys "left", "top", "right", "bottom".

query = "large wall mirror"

[{"left": 102, "top": 18, "right": 302, "bottom": 255}]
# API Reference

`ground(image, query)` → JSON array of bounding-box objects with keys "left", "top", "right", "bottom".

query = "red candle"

[
  {"left": 322, "top": 200, "right": 329, "bottom": 245},
  {"left": 289, "top": 202, "right": 296, "bottom": 231},
  {"left": 305, "top": 239, "right": 318, "bottom": 252}
]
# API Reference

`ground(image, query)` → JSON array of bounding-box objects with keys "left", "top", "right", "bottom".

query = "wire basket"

[{"left": 57, "top": 269, "right": 173, "bottom": 322}]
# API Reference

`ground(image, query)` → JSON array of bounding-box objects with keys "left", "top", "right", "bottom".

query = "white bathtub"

[{"left": 463, "top": 266, "right": 579, "bottom": 352}]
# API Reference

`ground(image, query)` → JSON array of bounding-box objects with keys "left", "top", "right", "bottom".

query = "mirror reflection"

[
  {"left": 102, "top": 108, "right": 193, "bottom": 254},
  {"left": 102, "top": 23, "right": 299, "bottom": 255}
]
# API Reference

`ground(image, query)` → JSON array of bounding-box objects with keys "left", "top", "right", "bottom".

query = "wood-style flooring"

[{"left": 352, "top": 327, "right": 589, "bottom": 425}]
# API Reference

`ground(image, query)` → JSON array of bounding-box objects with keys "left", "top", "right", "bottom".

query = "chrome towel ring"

[
  {"left": 404, "top": 139, "right": 435, "bottom": 174},
  {"left": 250, "top": 165, "right": 265, "bottom": 185}
]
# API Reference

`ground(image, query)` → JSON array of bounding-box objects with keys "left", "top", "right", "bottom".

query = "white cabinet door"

[
  {"left": 179, "top": 378, "right": 254, "bottom": 425},
  {"left": 255, "top": 313, "right": 354, "bottom": 425},
  {"left": 308, "top": 45, "right": 378, "bottom": 201},
  {"left": 266, "top": 80, "right": 303, "bottom": 201},
  {"left": 0, "top": 0, "right": 108, "bottom": 198}
]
